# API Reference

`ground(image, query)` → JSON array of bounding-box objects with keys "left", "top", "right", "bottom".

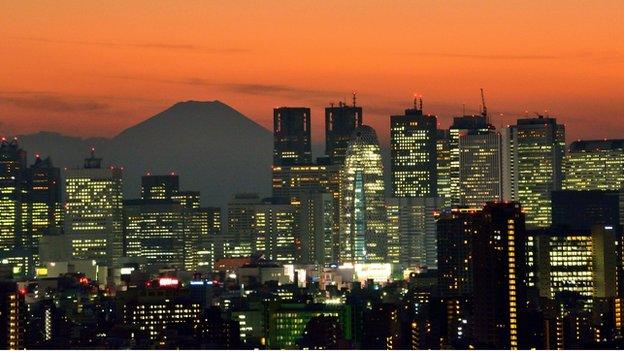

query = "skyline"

[{"left": 2, "top": 1, "right": 624, "bottom": 143}]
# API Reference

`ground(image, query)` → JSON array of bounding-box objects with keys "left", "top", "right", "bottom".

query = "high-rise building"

[
  {"left": 223, "top": 194, "right": 298, "bottom": 263},
  {"left": 272, "top": 163, "right": 340, "bottom": 203},
  {"left": 26, "top": 155, "right": 62, "bottom": 267},
  {"left": 273, "top": 107, "right": 312, "bottom": 166},
  {"left": 390, "top": 100, "right": 437, "bottom": 197},
  {"left": 388, "top": 197, "right": 441, "bottom": 268},
  {"left": 472, "top": 202, "right": 528, "bottom": 349},
  {"left": 533, "top": 226, "right": 618, "bottom": 307},
  {"left": 325, "top": 102, "right": 363, "bottom": 165},
  {"left": 448, "top": 115, "right": 493, "bottom": 207},
  {"left": 551, "top": 190, "right": 622, "bottom": 232},
  {"left": 458, "top": 130, "right": 502, "bottom": 207},
  {"left": 504, "top": 116, "right": 565, "bottom": 228},
  {"left": 0, "top": 281, "right": 26, "bottom": 350},
  {"left": 299, "top": 192, "right": 334, "bottom": 265},
  {"left": 563, "top": 139, "right": 624, "bottom": 191},
  {"left": 339, "top": 125, "right": 386, "bottom": 263},
  {"left": 123, "top": 199, "right": 192, "bottom": 271},
  {"left": 0, "top": 139, "right": 28, "bottom": 255},
  {"left": 436, "top": 129, "right": 452, "bottom": 208},
  {"left": 172, "top": 190, "right": 201, "bottom": 210},
  {"left": 64, "top": 149, "right": 124, "bottom": 267},
  {"left": 141, "top": 174, "right": 179, "bottom": 200}
]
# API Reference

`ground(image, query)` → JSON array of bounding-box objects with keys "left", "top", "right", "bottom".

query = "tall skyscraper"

[
  {"left": 504, "top": 116, "right": 565, "bottom": 228},
  {"left": 64, "top": 149, "right": 124, "bottom": 267},
  {"left": 387, "top": 197, "right": 441, "bottom": 268},
  {"left": 141, "top": 174, "right": 179, "bottom": 200},
  {"left": 273, "top": 107, "right": 312, "bottom": 166},
  {"left": 472, "top": 202, "right": 528, "bottom": 349},
  {"left": 325, "top": 102, "right": 363, "bottom": 165},
  {"left": 299, "top": 192, "right": 334, "bottom": 265},
  {"left": 0, "top": 139, "right": 28, "bottom": 255},
  {"left": 390, "top": 100, "right": 438, "bottom": 197},
  {"left": 458, "top": 130, "right": 502, "bottom": 206},
  {"left": 123, "top": 199, "right": 191, "bottom": 271},
  {"left": 26, "top": 155, "right": 62, "bottom": 264},
  {"left": 339, "top": 125, "right": 386, "bottom": 263},
  {"left": 436, "top": 129, "right": 452, "bottom": 208},
  {"left": 563, "top": 139, "right": 624, "bottom": 191},
  {"left": 448, "top": 115, "right": 492, "bottom": 207}
]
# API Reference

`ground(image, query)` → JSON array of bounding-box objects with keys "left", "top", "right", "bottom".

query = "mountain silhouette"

[{"left": 18, "top": 100, "right": 273, "bottom": 207}]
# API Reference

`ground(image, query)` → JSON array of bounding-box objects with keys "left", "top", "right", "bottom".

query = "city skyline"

[{"left": 2, "top": 2, "right": 624, "bottom": 143}]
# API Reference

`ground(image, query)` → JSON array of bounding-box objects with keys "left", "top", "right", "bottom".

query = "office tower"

[
  {"left": 436, "top": 129, "right": 452, "bottom": 208},
  {"left": 272, "top": 162, "right": 341, "bottom": 261},
  {"left": 273, "top": 107, "right": 312, "bottom": 166},
  {"left": 390, "top": 100, "right": 438, "bottom": 197},
  {"left": 533, "top": 226, "right": 618, "bottom": 308},
  {"left": 385, "top": 202, "right": 402, "bottom": 264},
  {"left": 123, "top": 199, "right": 191, "bottom": 271},
  {"left": 448, "top": 115, "right": 492, "bottom": 207},
  {"left": 325, "top": 101, "right": 363, "bottom": 165},
  {"left": 172, "top": 190, "right": 201, "bottom": 210},
  {"left": 272, "top": 163, "right": 340, "bottom": 202},
  {"left": 26, "top": 155, "right": 62, "bottom": 259},
  {"left": 339, "top": 125, "right": 387, "bottom": 263},
  {"left": 459, "top": 130, "right": 502, "bottom": 206},
  {"left": 116, "top": 286, "right": 201, "bottom": 342},
  {"left": 472, "top": 202, "right": 528, "bottom": 349},
  {"left": 563, "top": 139, "right": 624, "bottom": 191},
  {"left": 437, "top": 208, "right": 479, "bottom": 346},
  {"left": 252, "top": 198, "right": 298, "bottom": 263},
  {"left": 223, "top": 193, "right": 261, "bottom": 258},
  {"left": 141, "top": 174, "right": 179, "bottom": 200},
  {"left": 504, "top": 116, "right": 565, "bottom": 228},
  {"left": 299, "top": 192, "right": 334, "bottom": 265},
  {"left": 0, "top": 281, "right": 26, "bottom": 350},
  {"left": 0, "top": 139, "right": 28, "bottom": 255},
  {"left": 388, "top": 197, "right": 441, "bottom": 268},
  {"left": 267, "top": 303, "right": 342, "bottom": 349},
  {"left": 64, "top": 149, "right": 124, "bottom": 267}
]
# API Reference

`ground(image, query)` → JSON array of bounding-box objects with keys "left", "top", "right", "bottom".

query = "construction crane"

[{"left": 480, "top": 88, "right": 488, "bottom": 124}]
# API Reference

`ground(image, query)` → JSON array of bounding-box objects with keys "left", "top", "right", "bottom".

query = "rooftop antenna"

[
  {"left": 480, "top": 88, "right": 489, "bottom": 125},
  {"left": 90, "top": 147, "right": 95, "bottom": 158},
  {"left": 462, "top": 103, "right": 466, "bottom": 116},
  {"left": 419, "top": 95, "right": 423, "bottom": 111},
  {"left": 413, "top": 94, "right": 418, "bottom": 109},
  {"left": 352, "top": 92, "right": 357, "bottom": 107}
]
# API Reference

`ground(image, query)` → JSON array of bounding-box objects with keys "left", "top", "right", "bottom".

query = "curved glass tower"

[{"left": 339, "top": 125, "right": 386, "bottom": 263}]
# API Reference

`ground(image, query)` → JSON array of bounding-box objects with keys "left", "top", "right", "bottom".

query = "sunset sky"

[{"left": 1, "top": 1, "right": 623, "bottom": 144}]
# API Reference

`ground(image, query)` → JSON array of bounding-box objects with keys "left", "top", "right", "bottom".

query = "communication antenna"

[{"left": 352, "top": 92, "right": 357, "bottom": 107}]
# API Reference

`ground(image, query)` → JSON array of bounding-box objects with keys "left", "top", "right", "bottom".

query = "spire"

[{"left": 352, "top": 92, "right": 357, "bottom": 107}]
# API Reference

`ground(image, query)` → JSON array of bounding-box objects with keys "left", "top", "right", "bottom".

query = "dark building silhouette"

[
  {"left": 195, "top": 306, "right": 242, "bottom": 349},
  {"left": 273, "top": 107, "right": 312, "bottom": 166},
  {"left": 325, "top": 102, "right": 363, "bottom": 165},
  {"left": 141, "top": 174, "right": 179, "bottom": 201},
  {"left": 361, "top": 303, "right": 401, "bottom": 349},
  {"left": 471, "top": 202, "right": 529, "bottom": 349},
  {"left": 551, "top": 190, "right": 622, "bottom": 232},
  {"left": 0, "top": 281, "right": 26, "bottom": 349},
  {"left": 298, "top": 315, "right": 345, "bottom": 349},
  {"left": 390, "top": 99, "right": 438, "bottom": 197}
]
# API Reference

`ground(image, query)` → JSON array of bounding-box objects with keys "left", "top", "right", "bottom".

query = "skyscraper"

[
  {"left": 388, "top": 197, "right": 441, "bottom": 268},
  {"left": 273, "top": 107, "right": 312, "bottom": 166},
  {"left": 436, "top": 129, "right": 452, "bottom": 208},
  {"left": 0, "top": 139, "right": 27, "bottom": 255},
  {"left": 504, "top": 116, "right": 565, "bottom": 228},
  {"left": 325, "top": 102, "right": 363, "bottom": 165},
  {"left": 64, "top": 149, "right": 124, "bottom": 267},
  {"left": 390, "top": 100, "right": 438, "bottom": 197},
  {"left": 448, "top": 115, "right": 492, "bottom": 207},
  {"left": 563, "top": 139, "right": 624, "bottom": 191},
  {"left": 26, "top": 155, "right": 62, "bottom": 264},
  {"left": 141, "top": 174, "right": 179, "bottom": 200},
  {"left": 472, "top": 202, "right": 528, "bottom": 349},
  {"left": 339, "top": 125, "right": 386, "bottom": 263},
  {"left": 299, "top": 192, "right": 334, "bottom": 265},
  {"left": 458, "top": 130, "right": 502, "bottom": 207}
]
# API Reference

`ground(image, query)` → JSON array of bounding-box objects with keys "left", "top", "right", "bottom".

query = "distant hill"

[{"left": 18, "top": 100, "right": 273, "bottom": 207}]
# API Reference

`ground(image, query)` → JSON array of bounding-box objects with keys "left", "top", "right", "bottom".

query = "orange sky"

[{"left": 1, "top": 1, "right": 623, "bottom": 144}]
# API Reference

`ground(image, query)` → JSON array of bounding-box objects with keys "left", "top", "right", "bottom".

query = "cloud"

[
  {"left": 0, "top": 91, "right": 111, "bottom": 113},
  {"left": 16, "top": 37, "right": 249, "bottom": 54},
  {"left": 395, "top": 51, "right": 559, "bottom": 60}
]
